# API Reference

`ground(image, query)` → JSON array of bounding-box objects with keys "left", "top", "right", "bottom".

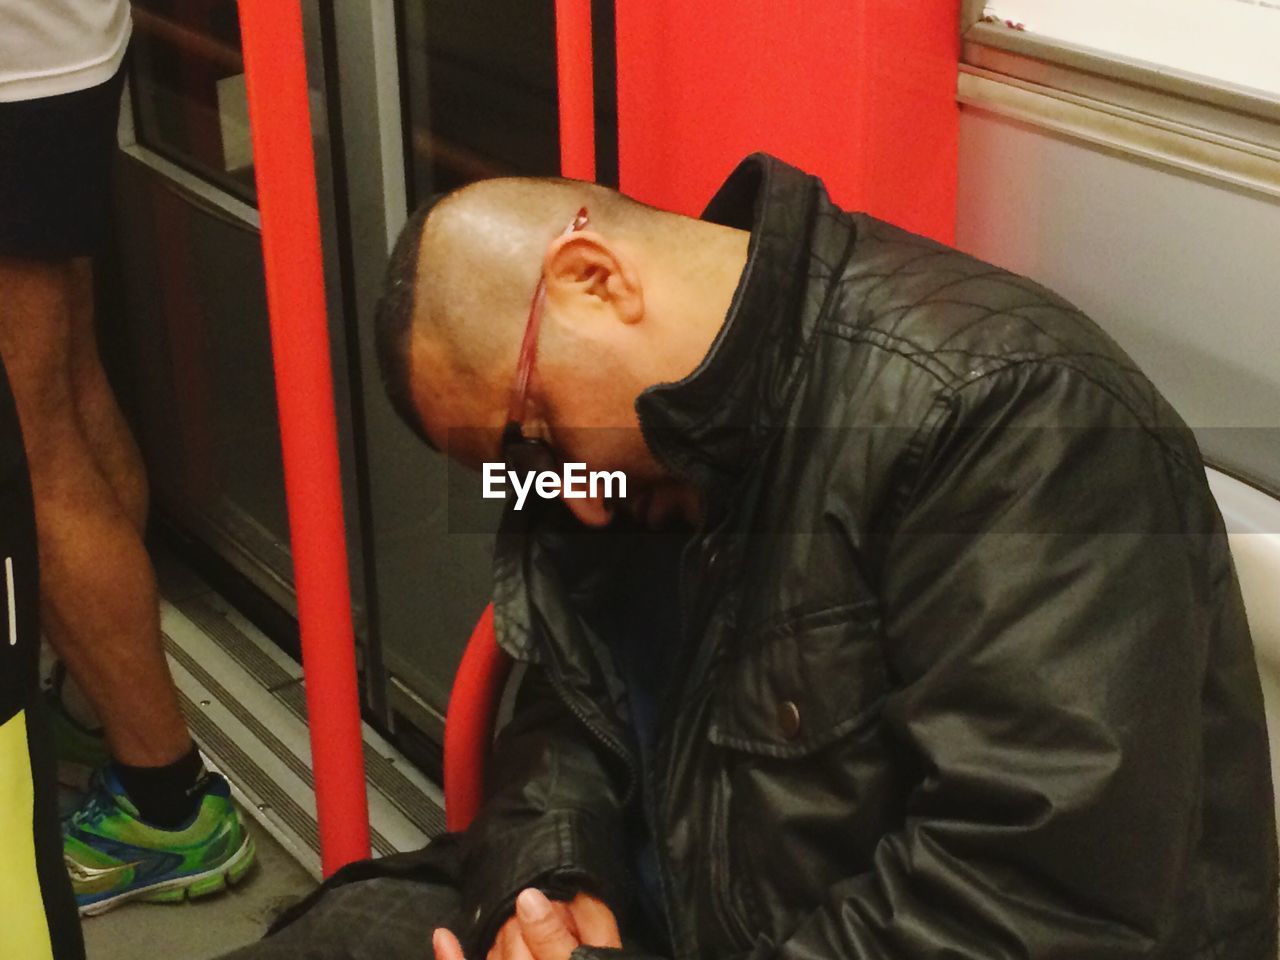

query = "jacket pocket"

[
  {"left": 699, "top": 603, "right": 898, "bottom": 947},
  {"left": 708, "top": 602, "right": 888, "bottom": 758}
]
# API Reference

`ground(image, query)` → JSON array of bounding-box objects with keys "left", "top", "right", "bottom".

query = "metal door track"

[{"left": 158, "top": 588, "right": 446, "bottom": 880}]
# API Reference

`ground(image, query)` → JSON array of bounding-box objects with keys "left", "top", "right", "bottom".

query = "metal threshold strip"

[{"left": 157, "top": 581, "right": 446, "bottom": 880}]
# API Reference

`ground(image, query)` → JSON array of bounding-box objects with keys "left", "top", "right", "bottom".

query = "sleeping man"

[{"left": 221, "top": 154, "right": 1277, "bottom": 960}]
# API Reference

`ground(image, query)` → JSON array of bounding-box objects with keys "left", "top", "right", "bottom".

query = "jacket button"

[{"left": 778, "top": 700, "right": 801, "bottom": 740}]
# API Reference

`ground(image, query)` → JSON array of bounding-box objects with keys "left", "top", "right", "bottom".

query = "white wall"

[
  {"left": 955, "top": 107, "right": 1280, "bottom": 491},
  {"left": 982, "top": 0, "right": 1280, "bottom": 96}
]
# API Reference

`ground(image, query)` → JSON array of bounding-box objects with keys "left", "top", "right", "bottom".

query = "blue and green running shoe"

[{"left": 63, "top": 767, "right": 256, "bottom": 916}]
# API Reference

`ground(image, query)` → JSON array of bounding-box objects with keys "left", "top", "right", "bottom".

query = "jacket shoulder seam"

[
  {"left": 827, "top": 323, "right": 1153, "bottom": 392},
  {"left": 820, "top": 327, "right": 957, "bottom": 388},
  {"left": 945, "top": 357, "right": 1198, "bottom": 476}
]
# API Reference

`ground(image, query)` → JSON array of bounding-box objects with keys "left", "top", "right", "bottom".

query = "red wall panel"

[{"left": 615, "top": 0, "right": 961, "bottom": 244}]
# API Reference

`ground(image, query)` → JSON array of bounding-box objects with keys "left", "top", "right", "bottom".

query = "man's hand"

[
  {"left": 486, "top": 894, "right": 575, "bottom": 960},
  {"left": 512, "top": 889, "right": 620, "bottom": 960},
  {"left": 434, "top": 890, "right": 620, "bottom": 960},
  {"left": 434, "top": 928, "right": 468, "bottom": 960}
]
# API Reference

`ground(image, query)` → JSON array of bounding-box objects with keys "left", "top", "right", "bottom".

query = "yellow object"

[{"left": 0, "top": 709, "right": 55, "bottom": 960}]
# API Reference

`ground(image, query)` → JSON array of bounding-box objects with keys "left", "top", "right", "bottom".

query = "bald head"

[
  {"left": 375, "top": 175, "right": 748, "bottom": 488},
  {"left": 420, "top": 179, "right": 700, "bottom": 386}
]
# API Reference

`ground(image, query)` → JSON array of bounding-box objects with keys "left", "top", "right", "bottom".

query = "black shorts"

[{"left": 0, "top": 59, "right": 128, "bottom": 260}]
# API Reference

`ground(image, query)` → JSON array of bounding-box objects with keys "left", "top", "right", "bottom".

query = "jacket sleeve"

[
  {"left": 457, "top": 661, "right": 632, "bottom": 956},
  {"left": 581, "top": 362, "right": 1235, "bottom": 960}
]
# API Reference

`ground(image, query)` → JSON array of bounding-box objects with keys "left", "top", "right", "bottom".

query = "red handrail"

[{"left": 237, "top": 0, "right": 371, "bottom": 875}]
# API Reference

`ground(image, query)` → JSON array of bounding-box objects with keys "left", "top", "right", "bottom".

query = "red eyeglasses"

[{"left": 501, "top": 207, "right": 590, "bottom": 476}]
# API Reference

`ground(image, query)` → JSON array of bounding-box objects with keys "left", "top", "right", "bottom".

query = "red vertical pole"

[
  {"left": 236, "top": 0, "right": 371, "bottom": 874},
  {"left": 555, "top": 0, "right": 596, "bottom": 180}
]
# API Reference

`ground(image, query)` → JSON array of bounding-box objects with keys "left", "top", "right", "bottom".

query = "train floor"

[
  {"left": 69, "top": 541, "right": 447, "bottom": 955},
  {"left": 82, "top": 818, "right": 315, "bottom": 959}
]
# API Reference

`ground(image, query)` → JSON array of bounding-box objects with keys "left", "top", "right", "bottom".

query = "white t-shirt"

[{"left": 0, "top": 0, "right": 132, "bottom": 103}]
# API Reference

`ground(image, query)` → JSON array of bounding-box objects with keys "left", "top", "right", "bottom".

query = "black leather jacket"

[{"left": 451, "top": 154, "right": 1278, "bottom": 960}]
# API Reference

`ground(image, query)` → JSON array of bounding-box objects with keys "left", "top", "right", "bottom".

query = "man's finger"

[
  {"left": 515, "top": 888, "right": 580, "bottom": 960},
  {"left": 567, "top": 894, "right": 621, "bottom": 948},
  {"left": 503, "top": 923, "right": 537, "bottom": 960},
  {"left": 434, "top": 928, "right": 467, "bottom": 960},
  {"left": 552, "top": 900, "right": 581, "bottom": 939},
  {"left": 490, "top": 917, "right": 536, "bottom": 960},
  {"left": 487, "top": 918, "right": 510, "bottom": 960},
  {"left": 490, "top": 916, "right": 520, "bottom": 960},
  {"left": 491, "top": 899, "right": 582, "bottom": 960}
]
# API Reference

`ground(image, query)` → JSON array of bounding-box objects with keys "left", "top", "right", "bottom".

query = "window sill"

[{"left": 957, "top": 64, "right": 1280, "bottom": 201}]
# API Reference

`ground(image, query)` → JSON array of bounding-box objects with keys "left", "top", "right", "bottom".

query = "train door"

[
  {"left": 112, "top": 1, "right": 366, "bottom": 639},
  {"left": 109, "top": 0, "right": 622, "bottom": 767},
  {"left": 333, "top": 0, "right": 613, "bottom": 745},
  {"left": 329, "top": 0, "right": 621, "bottom": 747}
]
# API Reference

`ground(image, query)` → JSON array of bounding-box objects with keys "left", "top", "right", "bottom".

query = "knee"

[
  {"left": 2, "top": 366, "right": 81, "bottom": 473},
  {"left": 0, "top": 264, "right": 76, "bottom": 426},
  {"left": 0, "top": 349, "right": 75, "bottom": 434},
  {"left": 3, "top": 357, "right": 77, "bottom": 448}
]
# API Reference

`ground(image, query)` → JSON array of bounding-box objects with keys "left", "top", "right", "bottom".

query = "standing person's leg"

[
  {"left": 0, "top": 255, "right": 189, "bottom": 770},
  {"left": 0, "top": 62, "right": 256, "bottom": 915},
  {"left": 46, "top": 253, "right": 172, "bottom": 772},
  {"left": 66, "top": 257, "right": 148, "bottom": 535}
]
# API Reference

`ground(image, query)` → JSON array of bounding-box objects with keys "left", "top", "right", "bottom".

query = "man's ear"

[{"left": 544, "top": 231, "right": 644, "bottom": 326}]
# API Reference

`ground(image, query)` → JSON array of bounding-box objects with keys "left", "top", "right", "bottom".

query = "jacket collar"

[{"left": 635, "top": 153, "right": 822, "bottom": 490}]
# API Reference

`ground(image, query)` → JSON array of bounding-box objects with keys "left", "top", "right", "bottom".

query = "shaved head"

[
  {"left": 374, "top": 173, "right": 749, "bottom": 529},
  {"left": 376, "top": 178, "right": 704, "bottom": 444},
  {"left": 420, "top": 179, "right": 680, "bottom": 386}
]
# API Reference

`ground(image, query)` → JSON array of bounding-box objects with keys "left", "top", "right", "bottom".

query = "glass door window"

[
  {"left": 129, "top": 0, "right": 256, "bottom": 202},
  {"left": 399, "top": 0, "right": 562, "bottom": 204}
]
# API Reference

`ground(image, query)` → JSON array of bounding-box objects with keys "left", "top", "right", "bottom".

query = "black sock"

[{"left": 111, "top": 743, "right": 209, "bottom": 828}]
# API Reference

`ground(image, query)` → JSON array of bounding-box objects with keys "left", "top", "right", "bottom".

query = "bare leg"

[
  {"left": 0, "top": 255, "right": 190, "bottom": 767},
  {"left": 66, "top": 258, "right": 148, "bottom": 534}
]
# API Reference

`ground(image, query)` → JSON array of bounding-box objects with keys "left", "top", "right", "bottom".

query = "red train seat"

[{"left": 443, "top": 603, "right": 512, "bottom": 832}]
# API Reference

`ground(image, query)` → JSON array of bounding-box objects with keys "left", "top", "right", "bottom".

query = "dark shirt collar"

[{"left": 635, "top": 154, "right": 822, "bottom": 490}]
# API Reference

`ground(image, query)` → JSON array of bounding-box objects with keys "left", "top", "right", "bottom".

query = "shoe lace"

[{"left": 67, "top": 772, "right": 117, "bottom": 829}]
